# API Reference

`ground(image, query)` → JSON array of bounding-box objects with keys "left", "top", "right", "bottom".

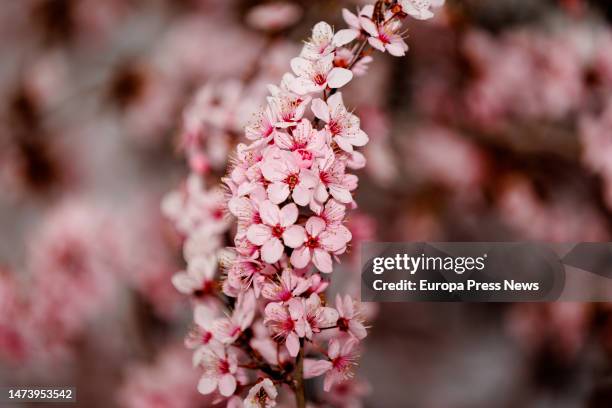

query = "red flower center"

[
  {"left": 218, "top": 359, "right": 230, "bottom": 374},
  {"left": 305, "top": 235, "right": 319, "bottom": 249},
  {"left": 271, "top": 224, "right": 285, "bottom": 238},
  {"left": 328, "top": 120, "right": 342, "bottom": 136},
  {"left": 285, "top": 173, "right": 299, "bottom": 189},
  {"left": 314, "top": 73, "right": 327, "bottom": 86}
]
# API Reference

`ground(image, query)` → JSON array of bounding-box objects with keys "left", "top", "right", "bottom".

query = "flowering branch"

[{"left": 164, "top": 1, "right": 444, "bottom": 406}]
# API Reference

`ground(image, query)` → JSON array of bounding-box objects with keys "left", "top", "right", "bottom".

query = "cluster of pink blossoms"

[{"left": 167, "top": 1, "right": 443, "bottom": 406}]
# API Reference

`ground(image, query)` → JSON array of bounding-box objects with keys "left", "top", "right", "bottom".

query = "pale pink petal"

[
  {"left": 286, "top": 332, "right": 300, "bottom": 357},
  {"left": 304, "top": 359, "right": 333, "bottom": 379},
  {"left": 218, "top": 374, "right": 237, "bottom": 397},
  {"left": 319, "top": 307, "right": 339, "bottom": 327},
  {"left": 350, "top": 320, "right": 368, "bottom": 339},
  {"left": 292, "top": 185, "right": 312, "bottom": 206},
  {"left": 290, "top": 77, "right": 315, "bottom": 95},
  {"left": 290, "top": 246, "right": 311, "bottom": 268},
  {"left": 261, "top": 238, "right": 284, "bottom": 264},
  {"left": 335, "top": 135, "right": 354, "bottom": 153},
  {"left": 386, "top": 41, "right": 408, "bottom": 57},
  {"left": 279, "top": 203, "right": 298, "bottom": 227},
  {"left": 247, "top": 224, "right": 272, "bottom": 246},
  {"left": 335, "top": 294, "right": 345, "bottom": 316},
  {"left": 267, "top": 182, "right": 290, "bottom": 204},
  {"left": 259, "top": 200, "right": 281, "bottom": 226},
  {"left": 333, "top": 29, "right": 358, "bottom": 46},
  {"left": 313, "top": 248, "right": 333, "bottom": 273},
  {"left": 312, "top": 21, "right": 333, "bottom": 41},
  {"left": 342, "top": 8, "right": 360, "bottom": 27},
  {"left": 327, "top": 92, "right": 344, "bottom": 112},
  {"left": 290, "top": 57, "right": 312, "bottom": 77},
  {"left": 171, "top": 272, "right": 197, "bottom": 294},
  {"left": 274, "top": 132, "right": 295, "bottom": 149},
  {"left": 342, "top": 337, "right": 359, "bottom": 355},
  {"left": 197, "top": 376, "right": 217, "bottom": 395},
  {"left": 311, "top": 98, "right": 330, "bottom": 123},
  {"left": 360, "top": 17, "right": 379, "bottom": 37},
  {"left": 320, "top": 228, "right": 350, "bottom": 251},
  {"left": 368, "top": 37, "right": 386, "bottom": 52},
  {"left": 283, "top": 225, "right": 306, "bottom": 248},
  {"left": 351, "top": 129, "right": 369, "bottom": 146},
  {"left": 329, "top": 184, "right": 353, "bottom": 203},
  {"left": 327, "top": 68, "right": 354, "bottom": 89},
  {"left": 264, "top": 302, "right": 288, "bottom": 322},
  {"left": 328, "top": 338, "right": 340, "bottom": 359},
  {"left": 305, "top": 216, "right": 326, "bottom": 237}
]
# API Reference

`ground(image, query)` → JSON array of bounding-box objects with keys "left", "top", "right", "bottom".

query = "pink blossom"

[
  {"left": 290, "top": 54, "right": 353, "bottom": 95},
  {"left": 243, "top": 378, "right": 278, "bottom": 408},
  {"left": 311, "top": 93, "right": 369, "bottom": 153},
  {"left": 186, "top": 305, "right": 218, "bottom": 349},
  {"left": 361, "top": 17, "right": 409, "bottom": 57},
  {"left": 341, "top": 5, "right": 375, "bottom": 39},
  {"left": 268, "top": 91, "right": 311, "bottom": 128},
  {"left": 290, "top": 293, "right": 339, "bottom": 339},
  {"left": 261, "top": 149, "right": 317, "bottom": 206},
  {"left": 324, "top": 338, "right": 359, "bottom": 392},
  {"left": 300, "top": 22, "right": 357, "bottom": 61},
  {"left": 223, "top": 254, "right": 275, "bottom": 297},
  {"left": 172, "top": 255, "right": 217, "bottom": 297},
  {"left": 262, "top": 268, "right": 310, "bottom": 302},
  {"left": 245, "top": 106, "right": 277, "bottom": 142},
  {"left": 273, "top": 119, "right": 325, "bottom": 169},
  {"left": 194, "top": 342, "right": 239, "bottom": 397},
  {"left": 311, "top": 150, "right": 358, "bottom": 206},
  {"left": 263, "top": 301, "right": 301, "bottom": 356},
  {"left": 213, "top": 290, "right": 256, "bottom": 344},
  {"left": 246, "top": 200, "right": 306, "bottom": 263},
  {"left": 316, "top": 199, "right": 347, "bottom": 227},
  {"left": 335, "top": 294, "right": 367, "bottom": 340},
  {"left": 290, "top": 217, "right": 350, "bottom": 273}
]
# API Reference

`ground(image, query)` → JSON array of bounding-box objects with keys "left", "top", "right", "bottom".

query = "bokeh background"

[{"left": 2, "top": 0, "right": 612, "bottom": 407}]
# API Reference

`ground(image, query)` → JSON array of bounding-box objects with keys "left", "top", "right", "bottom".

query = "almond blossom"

[
  {"left": 290, "top": 54, "right": 353, "bottom": 95},
  {"left": 260, "top": 149, "right": 318, "bottom": 206},
  {"left": 290, "top": 217, "right": 351, "bottom": 273},
  {"left": 336, "top": 294, "right": 367, "bottom": 340},
  {"left": 194, "top": 342, "right": 239, "bottom": 397},
  {"left": 163, "top": 1, "right": 443, "bottom": 406},
  {"left": 361, "top": 14, "right": 409, "bottom": 57},
  {"left": 311, "top": 92, "right": 369, "bottom": 153},
  {"left": 246, "top": 200, "right": 306, "bottom": 263},
  {"left": 323, "top": 337, "right": 360, "bottom": 391}
]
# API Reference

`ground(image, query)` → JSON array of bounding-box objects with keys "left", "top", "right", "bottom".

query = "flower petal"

[
  {"left": 283, "top": 225, "right": 306, "bottom": 248},
  {"left": 304, "top": 359, "right": 333, "bottom": 379},
  {"left": 247, "top": 224, "right": 272, "bottom": 246},
  {"left": 218, "top": 374, "right": 237, "bottom": 397},
  {"left": 286, "top": 332, "right": 300, "bottom": 357},
  {"left": 197, "top": 376, "right": 218, "bottom": 395},
  {"left": 311, "top": 98, "right": 330, "bottom": 123},
  {"left": 333, "top": 29, "right": 358, "bottom": 47},
  {"left": 259, "top": 200, "right": 281, "bottom": 226},
  {"left": 279, "top": 203, "right": 298, "bottom": 227},
  {"left": 267, "top": 182, "right": 290, "bottom": 204},
  {"left": 261, "top": 238, "right": 284, "bottom": 264},
  {"left": 313, "top": 248, "right": 333, "bottom": 273},
  {"left": 290, "top": 246, "right": 311, "bottom": 268},
  {"left": 327, "top": 68, "right": 353, "bottom": 89}
]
